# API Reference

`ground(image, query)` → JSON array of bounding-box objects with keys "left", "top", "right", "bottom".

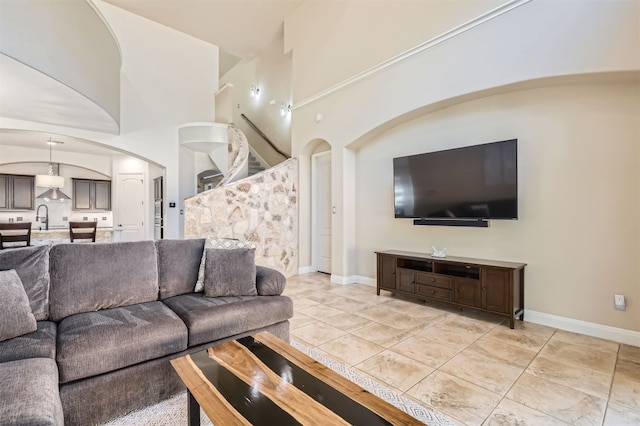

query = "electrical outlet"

[
  {"left": 614, "top": 294, "right": 626, "bottom": 311},
  {"left": 102, "top": 217, "right": 107, "bottom": 221},
  {"left": 62, "top": 217, "right": 68, "bottom": 221},
  {"left": 8, "top": 218, "right": 14, "bottom": 223},
  {"left": 16, "top": 217, "right": 23, "bottom": 221},
  {"left": 83, "top": 217, "right": 88, "bottom": 221}
]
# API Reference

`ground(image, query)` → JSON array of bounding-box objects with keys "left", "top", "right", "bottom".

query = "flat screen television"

[{"left": 393, "top": 139, "right": 517, "bottom": 220}]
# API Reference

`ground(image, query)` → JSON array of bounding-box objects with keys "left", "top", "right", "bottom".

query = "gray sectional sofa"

[{"left": 0, "top": 239, "right": 293, "bottom": 425}]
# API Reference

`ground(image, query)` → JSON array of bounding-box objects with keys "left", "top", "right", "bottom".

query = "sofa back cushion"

[
  {"left": 49, "top": 241, "right": 159, "bottom": 321},
  {"left": 0, "top": 245, "right": 51, "bottom": 321},
  {"left": 156, "top": 239, "right": 205, "bottom": 299}
]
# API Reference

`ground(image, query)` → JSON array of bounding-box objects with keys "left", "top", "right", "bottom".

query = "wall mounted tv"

[{"left": 393, "top": 139, "right": 517, "bottom": 226}]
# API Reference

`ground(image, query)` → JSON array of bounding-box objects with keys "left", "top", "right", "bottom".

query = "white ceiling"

[{"left": 0, "top": 0, "right": 302, "bottom": 157}]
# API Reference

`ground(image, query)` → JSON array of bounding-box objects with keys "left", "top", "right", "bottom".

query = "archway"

[{"left": 299, "top": 139, "right": 331, "bottom": 274}]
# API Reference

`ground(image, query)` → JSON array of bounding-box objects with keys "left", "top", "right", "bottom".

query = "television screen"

[{"left": 393, "top": 139, "right": 518, "bottom": 220}]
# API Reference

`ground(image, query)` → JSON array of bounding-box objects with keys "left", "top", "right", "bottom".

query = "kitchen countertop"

[{"left": 32, "top": 227, "right": 118, "bottom": 233}]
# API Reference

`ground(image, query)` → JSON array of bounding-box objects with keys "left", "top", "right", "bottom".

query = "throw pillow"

[
  {"left": 194, "top": 237, "right": 257, "bottom": 292},
  {"left": 203, "top": 248, "right": 257, "bottom": 297},
  {"left": 0, "top": 269, "right": 37, "bottom": 342}
]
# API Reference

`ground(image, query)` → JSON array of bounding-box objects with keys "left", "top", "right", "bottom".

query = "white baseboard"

[
  {"left": 330, "top": 275, "right": 376, "bottom": 286},
  {"left": 526, "top": 310, "right": 640, "bottom": 347},
  {"left": 297, "top": 265, "right": 316, "bottom": 275}
]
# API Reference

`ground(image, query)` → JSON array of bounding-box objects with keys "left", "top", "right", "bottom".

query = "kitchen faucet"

[{"left": 36, "top": 204, "right": 49, "bottom": 230}]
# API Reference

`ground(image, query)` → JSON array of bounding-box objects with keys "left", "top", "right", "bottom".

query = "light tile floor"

[{"left": 284, "top": 273, "right": 640, "bottom": 426}]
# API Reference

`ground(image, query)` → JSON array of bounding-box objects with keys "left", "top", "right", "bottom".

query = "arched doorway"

[{"left": 303, "top": 139, "right": 332, "bottom": 274}]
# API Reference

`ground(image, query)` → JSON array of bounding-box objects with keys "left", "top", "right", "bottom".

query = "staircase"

[{"left": 248, "top": 152, "right": 266, "bottom": 176}]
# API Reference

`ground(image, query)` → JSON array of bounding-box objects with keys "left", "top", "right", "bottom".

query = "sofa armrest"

[{"left": 255, "top": 266, "right": 286, "bottom": 296}]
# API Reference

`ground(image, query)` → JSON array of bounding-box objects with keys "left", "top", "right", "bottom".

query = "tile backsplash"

[{"left": 0, "top": 200, "right": 113, "bottom": 229}]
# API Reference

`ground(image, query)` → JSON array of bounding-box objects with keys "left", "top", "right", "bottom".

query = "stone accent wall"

[{"left": 184, "top": 158, "right": 298, "bottom": 276}]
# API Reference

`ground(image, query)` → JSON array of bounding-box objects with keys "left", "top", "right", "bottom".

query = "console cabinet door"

[
  {"left": 454, "top": 277, "right": 481, "bottom": 307},
  {"left": 396, "top": 268, "right": 416, "bottom": 293},
  {"left": 482, "top": 269, "right": 510, "bottom": 313},
  {"left": 377, "top": 254, "right": 396, "bottom": 291}
]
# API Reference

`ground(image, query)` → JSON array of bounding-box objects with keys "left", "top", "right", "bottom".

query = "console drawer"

[
  {"left": 417, "top": 284, "right": 453, "bottom": 302},
  {"left": 416, "top": 272, "right": 453, "bottom": 289}
]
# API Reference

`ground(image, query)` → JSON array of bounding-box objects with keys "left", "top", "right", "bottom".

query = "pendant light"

[{"left": 35, "top": 138, "right": 71, "bottom": 202}]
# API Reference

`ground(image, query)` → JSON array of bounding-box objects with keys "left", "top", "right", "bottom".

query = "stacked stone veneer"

[{"left": 184, "top": 158, "right": 298, "bottom": 277}]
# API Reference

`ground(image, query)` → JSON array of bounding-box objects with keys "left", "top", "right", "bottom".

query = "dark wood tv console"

[{"left": 376, "top": 250, "right": 526, "bottom": 328}]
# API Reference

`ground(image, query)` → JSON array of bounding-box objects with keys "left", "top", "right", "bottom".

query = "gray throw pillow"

[
  {"left": 203, "top": 248, "right": 257, "bottom": 297},
  {"left": 194, "top": 237, "right": 257, "bottom": 292},
  {"left": 0, "top": 269, "right": 37, "bottom": 342}
]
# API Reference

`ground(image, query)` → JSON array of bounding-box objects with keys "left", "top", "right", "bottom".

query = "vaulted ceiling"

[
  {"left": 0, "top": 0, "right": 302, "bottom": 155},
  {"left": 105, "top": 0, "right": 303, "bottom": 76}
]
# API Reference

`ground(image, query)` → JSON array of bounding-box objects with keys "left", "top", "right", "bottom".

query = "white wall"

[
  {"left": 356, "top": 82, "right": 639, "bottom": 332},
  {"left": 221, "top": 33, "right": 292, "bottom": 165},
  {"left": 284, "top": 0, "right": 504, "bottom": 102}
]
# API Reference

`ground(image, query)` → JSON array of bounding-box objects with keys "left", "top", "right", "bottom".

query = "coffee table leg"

[{"left": 187, "top": 390, "right": 200, "bottom": 426}]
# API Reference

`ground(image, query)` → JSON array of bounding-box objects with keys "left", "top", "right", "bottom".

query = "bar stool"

[
  {"left": 0, "top": 222, "right": 32, "bottom": 249},
  {"left": 69, "top": 221, "right": 97, "bottom": 243}
]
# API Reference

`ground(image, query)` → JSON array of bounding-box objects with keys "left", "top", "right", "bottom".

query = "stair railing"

[
  {"left": 240, "top": 114, "right": 290, "bottom": 160},
  {"left": 217, "top": 125, "right": 249, "bottom": 187}
]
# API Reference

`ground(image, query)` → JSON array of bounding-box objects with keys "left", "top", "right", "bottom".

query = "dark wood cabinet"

[
  {"left": 396, "top": 268, "right": 417, "bottom": 293},
  {"left": 482, "top": 269, "right": 511, "bottom": 314},
  {"left": 72, "top": 179, "right": 111, "bottom": 211},
  {"left": 376, "top": 250, "right": 526, "bottom": 328},
  {"left": 377, "top": 254, "right": 396, "bottom": 291},
  {"left": 454, "top": 277, "right": 482, "bottom": 308},
  {"left": 0, "top": 174, "right": 35, "bottom": 210}
]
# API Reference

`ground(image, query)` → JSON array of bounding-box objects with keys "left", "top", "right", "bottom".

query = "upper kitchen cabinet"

[
  {"left": 72, "top": 179, "right": 111, "bottom": 211},
  {"left": 0, "top": 174, "right": 35, "bottom": 210}
]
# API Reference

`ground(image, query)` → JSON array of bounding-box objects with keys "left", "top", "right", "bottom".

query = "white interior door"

[
  {"left": 115, "top": 173, "right": 145, "bottom": 241},
  {"left": 312, "top": 152, "right": 332, "bottom": 274}
]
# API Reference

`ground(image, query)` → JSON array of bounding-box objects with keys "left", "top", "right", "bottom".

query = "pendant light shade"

[
  {"left": 35, "top": 138, "right": 71, "bottom": 201},
  {"left": 35, "top": 173, "right": 65, "bottom": 188}
]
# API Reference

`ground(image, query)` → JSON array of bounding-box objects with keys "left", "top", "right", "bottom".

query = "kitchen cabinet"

[
  {"left": 72, "top": 179, "right": 111, "bottom": 211},
  {"left": 0, "top": 174, "right": 35, "bottom": 210}
]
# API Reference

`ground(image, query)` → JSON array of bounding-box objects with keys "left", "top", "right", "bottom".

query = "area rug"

[{"left": 103, "top": 339, "right": 454, "bottom": 425}]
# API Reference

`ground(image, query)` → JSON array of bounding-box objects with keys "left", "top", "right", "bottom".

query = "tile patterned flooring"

[{"left": 284, "top": 273, "right": 640, "bottom": 426}]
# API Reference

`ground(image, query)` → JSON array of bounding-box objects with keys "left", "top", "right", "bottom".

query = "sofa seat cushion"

[
  {"left": 0, "top": 321, "right": 56, "bottom": 363},
  {"left": 163, "top": 294, "right": 293, "bottom": 346},
  {"left": 57, "top": 301, "right": 188, "bottom": 383},
  {"left": 0, "top": 357, "right": 64, "bottom": 426}
]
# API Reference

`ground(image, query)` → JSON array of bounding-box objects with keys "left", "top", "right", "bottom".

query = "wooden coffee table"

[{"left": 170, "top": 332, "right": 424, "bottom": 425}]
